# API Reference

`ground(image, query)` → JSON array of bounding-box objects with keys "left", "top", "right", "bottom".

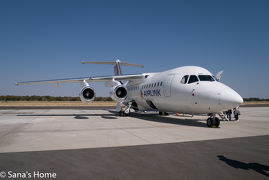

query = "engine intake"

[
  {"left": 110, "top": 85, "right": 128, "bottom": 102},
  {"left": 80, "top": 86, "right": 95, "bottom": 103}
]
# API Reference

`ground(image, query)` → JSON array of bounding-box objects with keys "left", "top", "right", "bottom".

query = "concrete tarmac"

[
  {"left": 0, "top": 135, "right": 268, "bottom": 180},
  {"left": 0, "top": 107, "right": 269, "bottom": 153},
  {"left": 0, "top": 107, "right": 268, "bottom": 179}
]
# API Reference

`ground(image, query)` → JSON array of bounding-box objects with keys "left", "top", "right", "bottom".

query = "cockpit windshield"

[
  {"left": 198, "top": 75, "right": 215, "bottom": 82},
  {"left": 188, "top": 75, "right": 199, "bottom": 84}
]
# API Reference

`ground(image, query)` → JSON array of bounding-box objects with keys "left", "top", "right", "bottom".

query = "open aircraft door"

[{"left": 163, "top": 74, "right": 175, "bottom": 97}]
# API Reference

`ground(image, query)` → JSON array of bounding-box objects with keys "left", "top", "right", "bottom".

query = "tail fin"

[
  {"left": 82, "top": 59, "right": 144, "bottom": 75},
  {"left": 114, "top": 60, "right": 122, "bottom": 75}
]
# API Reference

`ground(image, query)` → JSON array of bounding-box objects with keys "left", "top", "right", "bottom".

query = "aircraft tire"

[
  {"left": 207, "top": 117, "right": 220, "bottom": 128},
  {"left": 159, "top": 112, "right": 163, "bottom": 115},
  {"left": 215, "top": 117, "right": 220, "bottom": 127},
  {"left": 118, "top": 111, "right": 124, "bottom": 116},
  {"left": 206, "top": 118, "right": 212, "bottom": 127}
]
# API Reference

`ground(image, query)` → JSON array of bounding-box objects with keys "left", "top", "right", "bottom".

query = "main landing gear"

[
  {"left": 118, "top": 102, "right": 132, "bottom": 116},
  {"left": 207, "top": 115, "right": 220, "bottom": 128},
  {"left": 118, "top": 110, "right": 130, "bottom": 116}
]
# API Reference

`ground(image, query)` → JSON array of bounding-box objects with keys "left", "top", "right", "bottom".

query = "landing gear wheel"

[
  {"left": 207, "top": 118, "right": 212, "bottom": 127},
  {"left": 118, "top": 111, "right": 124, "bottom": 116},
  {"left": 164, "top": 112, "right": 169, "bottom": 116},
  {"left": 118, "top": 111, "right": 131, "bottom": 117},
  {"left": 207, "top": 117, "right": 220, "bottom": 128},
  {"left": 159, "top": 112, "right": 163, "bottom": 115},
  {"left": 215, "top": 117, "right": 220, "bottom": 128}
]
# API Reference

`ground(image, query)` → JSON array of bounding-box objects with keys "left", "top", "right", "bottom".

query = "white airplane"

[{"left": 16, "top": 59, "right": 243, "bottom": 128}]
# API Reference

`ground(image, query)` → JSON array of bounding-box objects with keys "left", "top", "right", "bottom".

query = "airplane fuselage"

[{"left": 126, "top": 66, "right": 243, "bottom": 114}]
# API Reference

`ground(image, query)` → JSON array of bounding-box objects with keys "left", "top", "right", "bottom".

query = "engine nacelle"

[
  {"left": 110, "top": 85, "right": 128, "bottom": 102},
  {"left": 80, "top": 86, "right": 95, "bottom": 103}
]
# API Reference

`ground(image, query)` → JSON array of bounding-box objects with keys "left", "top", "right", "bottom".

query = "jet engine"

[
  {"left": 80, "top": 86, "right": 95, "bottom": 103},
  {"left": 110, "top": 85, "right": 128, "bottom": 102}
]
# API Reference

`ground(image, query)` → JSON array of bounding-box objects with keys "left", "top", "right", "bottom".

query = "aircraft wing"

[{"left": 15, "top": 74, "right": 145, "bottom": 85}]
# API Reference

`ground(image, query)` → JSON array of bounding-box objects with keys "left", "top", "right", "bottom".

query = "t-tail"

[{"left": 82, "top": 59, "right": 144, "bottom": 75}]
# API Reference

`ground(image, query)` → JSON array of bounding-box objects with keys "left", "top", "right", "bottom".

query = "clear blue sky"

[{"left": 0, "top": 0, "right": 268, "bottom": 98}]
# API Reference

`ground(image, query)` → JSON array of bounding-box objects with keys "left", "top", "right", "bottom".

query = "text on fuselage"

[{"left": 144, "top": 89, "right": 161, "bottom": 97}]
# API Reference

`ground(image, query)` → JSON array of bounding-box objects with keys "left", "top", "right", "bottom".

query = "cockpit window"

[
  {"left": 180, "top": 75, "right": 189, "bottom": 84},
  {"left": 198, "top": 75, "right": 215, "bottom": 82},
  {"left": 188, "top": 75, "right": 199, "bottom": 84}
]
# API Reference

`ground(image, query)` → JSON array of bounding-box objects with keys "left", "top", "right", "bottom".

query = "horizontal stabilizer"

[
  {"left": 82, "top": 61, "right": 115, "bottom": 65},
  {"left": 82, "top": 61, "right": 144, "bottom": 68},
  {"left": 120, "top": 62, "right": 144, "bottom": 68}
]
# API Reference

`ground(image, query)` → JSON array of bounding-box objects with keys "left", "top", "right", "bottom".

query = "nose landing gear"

[{"left": 207, "top": 115, "right": 220, "bottom": 128}]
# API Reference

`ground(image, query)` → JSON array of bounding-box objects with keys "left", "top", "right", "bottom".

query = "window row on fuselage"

[
  {"left": 142, "top": 81, "right": 163, "bottom": 89},
  {"left": 127, "top": 86, "right": 139, "bottom": 91},
  {"left": 127, "top": 81, "right": 164, "bottom": 92}
]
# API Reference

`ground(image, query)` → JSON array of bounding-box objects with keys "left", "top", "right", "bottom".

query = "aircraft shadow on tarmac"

[
  {"left": 17, "top": 111, "right": 207, "bottom": 127},
  {"left": 217, "top": 155, "right": 269, "bottom": 177},
  {"left": 110, "top": 111, "right": 207, "bottom": 128}
]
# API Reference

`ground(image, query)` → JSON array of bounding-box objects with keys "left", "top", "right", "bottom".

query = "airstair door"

[{"left": 163, "top": 75, "right": 175, "bottom": 97}]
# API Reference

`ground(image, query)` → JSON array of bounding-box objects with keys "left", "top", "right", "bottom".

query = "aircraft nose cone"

[
  {"left": 235, "top": 94, "right": 244, "bottom": 105},
  {"left": 221, "top": 87, "right": 243, "bottom": 108}
]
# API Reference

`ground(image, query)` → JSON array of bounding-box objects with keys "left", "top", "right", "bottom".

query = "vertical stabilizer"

[{"left": 114, "top": 59, "right": 122, "bottom": 75}]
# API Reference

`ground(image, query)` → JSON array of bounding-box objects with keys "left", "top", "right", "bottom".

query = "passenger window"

[
  {"left": 180, "top": 75, "right": 189, "bottom": 84},
  {"left": 188, "top": 75, "right": 199, "bottom": 84}
]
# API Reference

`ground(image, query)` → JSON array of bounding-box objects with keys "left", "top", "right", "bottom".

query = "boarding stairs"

[{"left": 218, "top": 112, "right": 228, "bottom": 121}]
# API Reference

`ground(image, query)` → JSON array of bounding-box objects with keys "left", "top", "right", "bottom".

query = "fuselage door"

[
  {"left": 187, "top": 75, "right": 200, "bottom": 106},
  {"left": 192, "top": 87, "right": 199, "bottom": 106},
  {"left": 163, "top": 75, "right": 175, "bottom": 97}
]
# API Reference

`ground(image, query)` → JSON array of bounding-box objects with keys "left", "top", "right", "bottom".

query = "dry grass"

[
  {"left": 0, "top": 101, "right": 116, "bottom": 107},
  {"left": 243, "top": 101, "right": 269, "bottom": 105}
]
